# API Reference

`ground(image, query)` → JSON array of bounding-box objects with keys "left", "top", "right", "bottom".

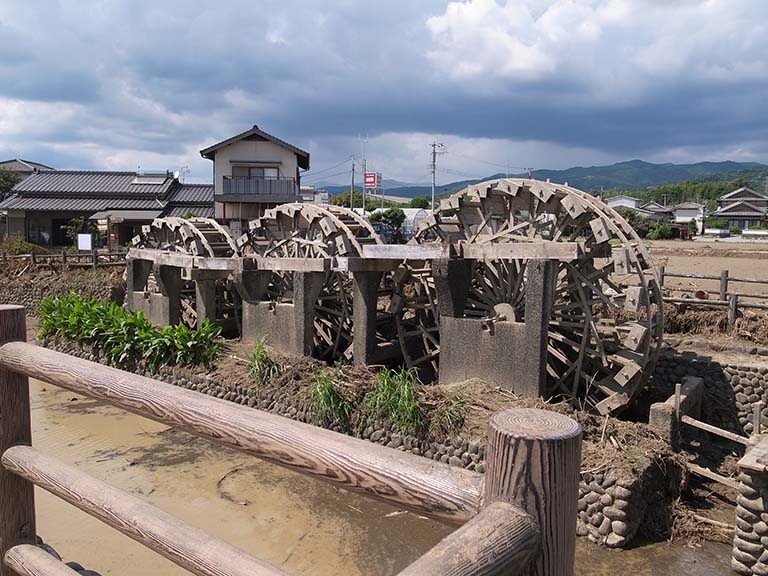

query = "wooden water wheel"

[
  {"left": 237, "top": 203, "right": 384, "bottom": 362},
  {"left": 393, "top": 178, "right": 663, "bottom": 415},
  {"left": 131, "top": 217, "right": 240, "bottom": 328}
]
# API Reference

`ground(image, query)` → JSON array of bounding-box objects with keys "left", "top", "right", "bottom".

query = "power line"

[
  {"left": 304, "top": 157, "right": 352, "bottom": 178},
  {"left": 303, "top": 169, "right": 351, "bottom": 183}
]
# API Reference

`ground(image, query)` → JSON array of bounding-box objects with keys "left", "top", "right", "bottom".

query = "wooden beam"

[
  {"left": 484, "top": 409, "right": 582, "bottom": 576},
  {"left": 686, "top": 462, "right": 740, "bottom": 491},
  {"left": 397, "top": 501, "right": 538, "bottom": 576},
  {"left": 0, "top": 306, "right": 35, "bottom": 576},
  {"left": 252, "top": 257, "right": 330, "bottom": 272},
  {"left": 194, "top": 257, "right": 238, "bottom": 271},
  {"left": 0, "top": 342, "right": 483, "bottom": 525},
  {"left": 5, "top": 545, "right": 80, "bottom": 576},
  {"left": 2, "top": 446, "right": 287, "bottom": 576},
  {"left": 680, "top": 415, "right": 749, "bottom": 446},
  {"left": 461, "top": 242, "right": 584, "bottom": 261},
  {"left": 362, "top": 244, "right": 456, "bottom": 260},
  {"left": 334, "top": 257, "right": 402, "bottom": 272}
]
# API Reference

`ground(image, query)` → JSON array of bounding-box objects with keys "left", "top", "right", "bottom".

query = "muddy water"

[{"left": 29, "top": 379, "right": 732, "bottom": 575}]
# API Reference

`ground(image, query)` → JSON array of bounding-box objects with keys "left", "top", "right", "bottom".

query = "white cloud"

[{"left": 425, "top": 0, "right": 768, "bottom": 102}]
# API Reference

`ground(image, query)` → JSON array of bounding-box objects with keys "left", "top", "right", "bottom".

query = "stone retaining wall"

[{"left": 652, "top": 346, "right": 768, "bottom": 435}]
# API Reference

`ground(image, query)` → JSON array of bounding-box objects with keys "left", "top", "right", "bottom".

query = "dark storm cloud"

[{"left": 0, "top": 0, "right": 766, "bottom": 180}]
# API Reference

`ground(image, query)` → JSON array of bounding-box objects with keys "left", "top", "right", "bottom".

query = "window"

[{"left": 231, "top": 166, "right": 280, "bottom": 178}]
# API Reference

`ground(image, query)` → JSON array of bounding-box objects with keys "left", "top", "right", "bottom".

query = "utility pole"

[
  {"left": 361, "top": 135, "right": 367, "bottom": 213},
  {"left": 350, "top": 156, "right": 356, "bottom": 211},
  {"left": 430, "top": 142, "right": 445, "bottom": 211}
]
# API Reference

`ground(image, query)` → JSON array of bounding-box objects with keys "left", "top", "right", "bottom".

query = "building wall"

[
  {"left": 672, "top": 208, "right": 702, "bottom": 223},
  {"left": 212, "top": 139, "right": 299, "bottom": 196},
  {"left": 606, "top": 197, "right": 638, "bottom": 210}
]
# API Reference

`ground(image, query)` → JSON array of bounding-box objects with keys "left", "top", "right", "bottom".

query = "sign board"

[
  {"left": 77, "top": 233, "right": 93, "bottom": 251},
  {"left": 364, "top": 172, "right": 383, "bottom": 192}
]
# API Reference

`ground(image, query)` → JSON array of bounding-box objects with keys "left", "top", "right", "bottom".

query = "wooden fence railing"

[
  {"left": 0, "top": 305, "right": 582, "bottom": 576},
  {"left": 0, "top": 251, "right": 127, "bottom": 269},
  {"left": 649, "top": 266, "right": 768, "bottom": 329}
]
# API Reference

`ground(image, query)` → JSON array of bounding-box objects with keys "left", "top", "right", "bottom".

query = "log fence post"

[
  {"left": 720, "top": 269, "right": 729, "bottom": 302},
  {"left": 484, "top": 408, "right": 582, "bottom": 576},
  {"left": 657, "top": 265, "right": 665, "bottom": 289},
  {"left": 728, "top": 293, "right": 739, "bottom": 331},
  {"left": 0, "top": 305, "right": 36, "bottom": 575}
]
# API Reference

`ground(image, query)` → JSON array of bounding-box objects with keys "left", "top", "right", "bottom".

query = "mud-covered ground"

[{"left": 30, "top": 378, "right": 732, "bottom": 575}]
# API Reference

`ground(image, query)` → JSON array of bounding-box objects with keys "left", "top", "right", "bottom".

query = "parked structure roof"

[{"left": 200, "top": 125, "right": 310, "bottom": 170}]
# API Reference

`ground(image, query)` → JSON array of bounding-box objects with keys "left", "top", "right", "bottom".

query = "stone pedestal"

[{"left": 437, "top": 259, "right": 555, "bottom": 397}]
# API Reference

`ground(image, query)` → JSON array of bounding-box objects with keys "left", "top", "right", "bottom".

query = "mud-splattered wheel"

[
  {"left": 131, "top": 217, "right": 240, "bottom": 329},
  {"left": 238, "top": 203, "right": 384, "bottom": 362},
  {"left": 394, "top": 178, "right": 663, "bottom": 415}
]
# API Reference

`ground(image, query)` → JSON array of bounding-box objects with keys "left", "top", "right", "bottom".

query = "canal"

[{"left": 29, "top": 379, "right": 731, "bottom": 575}]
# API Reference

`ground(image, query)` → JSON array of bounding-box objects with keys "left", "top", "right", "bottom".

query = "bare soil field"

[{"left": 649, "top": 239, "right": 768, "bottom": 298}]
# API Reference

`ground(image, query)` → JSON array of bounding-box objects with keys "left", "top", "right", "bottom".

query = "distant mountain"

[
  {"left": 526, "top": 160, "right": 767, "bottom": 191},
  {"left": 320, "top": 160, "right": 767, "bottom": 201}
]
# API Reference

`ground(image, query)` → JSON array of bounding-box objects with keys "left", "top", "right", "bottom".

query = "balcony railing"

[{"left": 222, "top": 176, "right": 298, "bottom": 196}]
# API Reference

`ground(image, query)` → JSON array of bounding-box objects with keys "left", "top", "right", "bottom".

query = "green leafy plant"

[
  {"left": 248, "top": 338, "right": 281, "bottom": 386},
  {"left": 362, "top": 367, "right": 424, "bottom": 435},
  {"left": 309, "top": 369, "right": 352, "bottom": 426},
  {"left": 37, "top": 292, "right": 221, "bottom": 370}
]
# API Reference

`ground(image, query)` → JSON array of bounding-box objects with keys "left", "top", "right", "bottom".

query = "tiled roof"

[
  {"left": 162, "top": 205, "right": 215, "bottom": 218},
  {"left": 719, "top": 186, "right": 768, "bottom": 201},
  {"left": 200, "top": 125, "right": 310, "bottom": 170},
  {"left": 12, "top": 170, "right": 174, "bottom": 196},
  {"left": 714, "top": 200, "right": 767, "bottom": 216},
  {"left": 166, "top": 183, "right": 214, "bottom": 204},
  {"left": 0, "top": 195, "right": 165, "bottom": 211},
  {"left": 0, "top": 159, "right": 55, "bottom": 172}
]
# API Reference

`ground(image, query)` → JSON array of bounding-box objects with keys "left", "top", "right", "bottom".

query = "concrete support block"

[
  {"left": 241, "top": 271, "right": 324, "bottom": 358},
  {"left": 352, "top": 271, "right": 383, "bottom": 365},
  {"left": 126, "top": 259, "right": 152, "bottom": 292},
  {"left": 432, "top": 258, "right": 473, "bottom": 318},
  {"left": 648, "top": 376, "right": 704, "bottom": 447},
  {"left": 194, "top": 279, "right": 217, "bottom": 328},
  {"left": 438, "top": 260, "right": 554, "bottom": 397},
  {"left": 153, "top": 264, "right": 182, "bottom": 326}
]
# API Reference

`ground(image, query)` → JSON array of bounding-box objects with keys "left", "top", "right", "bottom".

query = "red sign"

[{"left": 364, "top": 172, "right": 377, "bottom": 188}]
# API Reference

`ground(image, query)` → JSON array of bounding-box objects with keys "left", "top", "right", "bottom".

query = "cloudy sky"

[{"left": 0, "top": 0, "right": 766, "bottom": 185}]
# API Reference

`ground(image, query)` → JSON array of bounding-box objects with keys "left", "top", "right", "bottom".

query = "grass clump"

[
  {"left": 362, "top": 367, "right": 424, "bottom": 436},
  {"left": 248, "top": 338, "right": 282, "bottom": 386},
  {"left": 430, "top": 397, "right": 468, "bottom": 436},
  {"left": 309, "top": 369, "right": 352, "bottom": 427},
  {"left": 37, "top": 291, "right": 221, "bottom": 370}
]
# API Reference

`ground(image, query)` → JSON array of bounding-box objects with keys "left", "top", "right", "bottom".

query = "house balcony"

[{"left": 218, "top": 176, "right": 301, "bottom": 203}]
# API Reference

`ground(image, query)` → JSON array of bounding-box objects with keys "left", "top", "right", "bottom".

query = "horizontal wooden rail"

[
  {"left": 397, "top": 501, "right": 538, "bottom": 576},
  {"left": 656, "top": 271, "right": 768, "bottom": 285},
  {"left": 0, "top": 341, "right": 483, "bottom": 525},
  {"left": 4, "top": 545, "right": 80, "bottom": 576},
  {"left": 2, "top": 446, "right": 288, "bottom": 576},
  {"left": 680, "top": 415, "right": 750, "bottom": 446},
  {"left": 686, "top": 462, "right": 740, "bottom": 491}
]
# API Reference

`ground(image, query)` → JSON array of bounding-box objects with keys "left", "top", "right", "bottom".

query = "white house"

[
  {"left": 605, "top": 195, "right": 640, "bottom": 210},
  {"left": 200, "top": 125, "right": 310, "bottom": 237}
]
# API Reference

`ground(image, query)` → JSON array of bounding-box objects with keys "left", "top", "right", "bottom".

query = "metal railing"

[
  {"left": 0, "top": 304, "right": 582, "bottom": 576},
  {"left": 222, "top": 176, "right": 298, "bottom": 196}
]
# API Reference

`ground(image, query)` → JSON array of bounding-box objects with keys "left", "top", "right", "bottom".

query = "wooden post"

[
  {"left": 91, "top": 249, "right": 97, "bottom": 269},
  {"left": 29, "top": 253, "right": 35, "bottom": 266},
  {"left": 720, "top": 269, "right": 729, "bottom": 302},
  {"left": 484, "top": 408, "right": 582, "bottom": 576},
  {"left": 728, "top": 293, "right": 739, "bottom": 330},
  {"left": 61, "top": 251, "right": 66, "bottom": 267},
  {"left": 0, "top": 305, "right": 35, "bottom": 574},
  {"left": 658, "top": 265, "right": 665, "bottom": 288}
]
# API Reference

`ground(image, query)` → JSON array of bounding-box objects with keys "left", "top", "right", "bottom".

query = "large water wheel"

[
  {"left": 393, "top": 178, "right": 663, "bottom": 415},
  {"left": 237, "top": 203, "right": 385, "bottom": 362},
  {"left": 131, "top": 217, "right": 240, "bottom": 328}
]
